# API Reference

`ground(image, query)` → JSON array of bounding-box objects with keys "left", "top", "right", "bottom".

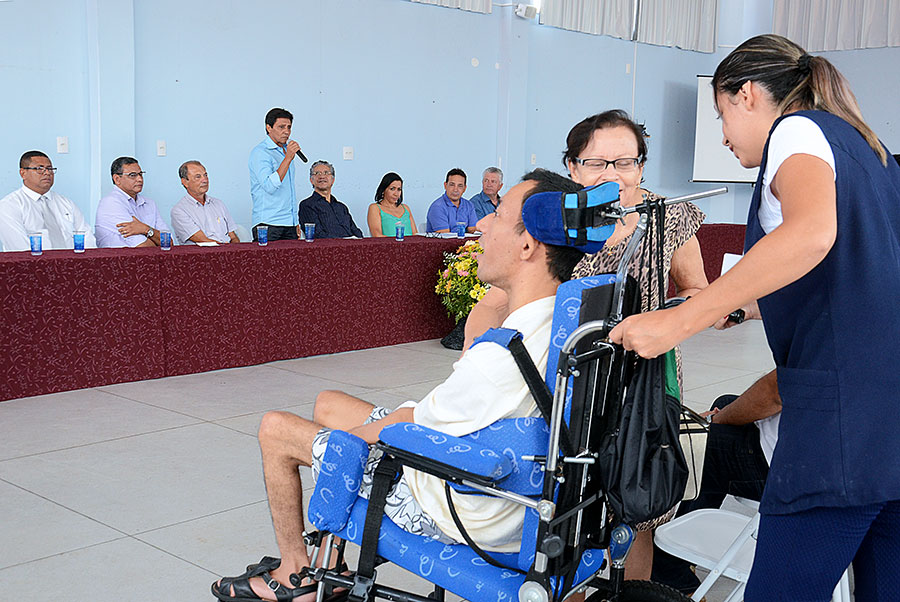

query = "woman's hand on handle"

[
  {"left": 609, "top": 307, "right": 691, "bottom": 359},
  {"left": 714, "top": 300, "right": 761, "bottom": 330}
]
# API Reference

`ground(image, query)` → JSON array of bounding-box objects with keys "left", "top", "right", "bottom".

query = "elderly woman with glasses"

[
  {"left": 465, "top": 109, "right": 709, "bottom": 580},
  {"left": 563, "top": 110, "right": 707, "bottom": 310}
]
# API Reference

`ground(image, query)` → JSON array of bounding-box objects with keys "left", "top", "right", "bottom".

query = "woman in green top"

[{"left": 367, "top": 172, "right": 418, "bottom": 237}]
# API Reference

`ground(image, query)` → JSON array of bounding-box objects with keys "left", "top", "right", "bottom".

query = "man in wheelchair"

[{"left": 213, "top": 169, "right": 592, "bottom": 602}]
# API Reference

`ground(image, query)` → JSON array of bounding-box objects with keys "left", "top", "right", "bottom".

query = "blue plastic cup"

[
  {"left": 29, "top": 232, "right": 42, "bottom": 256},
  {"left": 257, "top": 225, "right": 268, "bottom": 246},
  {"left": 395, "top": 222, "right": 405, "bottom": 241},
  {"left": 304, "top": 223, "right": 315, "bottom": 242},
  {"left": 73, "top": 231, "right": 86, "bottom": 253},
  {"left": 455, "top": 222, "right": 466, "bottom": 238},
  {"left": 160, "top": 230, "right": 172, "bottom": 251}
]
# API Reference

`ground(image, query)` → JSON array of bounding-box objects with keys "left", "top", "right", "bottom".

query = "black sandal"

[{"left": 211, "top": 556, "right": 315, "bottom": 602}]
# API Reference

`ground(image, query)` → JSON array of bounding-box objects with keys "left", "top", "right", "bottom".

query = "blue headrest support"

[{"left": 522, "top": 181, "right": 620, "bottom": 253}]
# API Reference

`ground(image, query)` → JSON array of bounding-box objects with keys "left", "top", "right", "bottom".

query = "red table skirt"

[
  {"left": 0, "top": 237, "right": 464, "bottom": 401},
  {"left": 0, "top": 226, "right": 745, "bottom": 402}
]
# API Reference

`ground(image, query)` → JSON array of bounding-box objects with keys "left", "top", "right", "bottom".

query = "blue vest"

[{"left": 745, "top": 110, "right": 900, "bottom": 514}]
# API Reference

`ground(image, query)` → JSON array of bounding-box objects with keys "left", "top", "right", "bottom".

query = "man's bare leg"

[
  {"left": 259, "top": 411, "right": 322, "bottom": 585},
  {"left": 313, "top": 390, "right": 377, "bottom": 430},
  {"left": 218, "top": 409, "right": 349, "bottom": 601}
]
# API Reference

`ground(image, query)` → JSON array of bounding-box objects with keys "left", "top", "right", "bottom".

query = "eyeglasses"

[
  {"left": 312, "top": 171, "right": 334, "bottom": 177},
  {"left": 23, "top": 166, "right": 58, "bottom": 174},
  {"left": 116, "top": 171, "right": 146, "bottom": 178},
  {"left": 573, "top": 157, "right": 641, "bottom": 171}
]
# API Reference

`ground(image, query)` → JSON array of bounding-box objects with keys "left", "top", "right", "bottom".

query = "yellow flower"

[{"left": 436, "top": 241, "right": 487, "bottom": 320}]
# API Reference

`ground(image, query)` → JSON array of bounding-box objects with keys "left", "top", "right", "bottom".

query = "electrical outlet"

[{"left": 343, "top": 146, "right": 354, "bottom": 160}]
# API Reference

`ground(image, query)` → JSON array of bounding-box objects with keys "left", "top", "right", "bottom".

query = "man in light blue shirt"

[
  {"left": 95, "top": 157, "right": 169, "bottom": 248},
  {"left": 469, "top": 167, "right": 503, "bottom": 220},
  {"left": 425, "top": 168, "right": 478, "bottom": 233},
  {"left": 249, "top": 107, "right": 305, "bottom": 241}
]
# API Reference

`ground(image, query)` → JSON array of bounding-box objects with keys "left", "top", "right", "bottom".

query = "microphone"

[{"left": 288, "top": 141, "right": 308, "bottom": 163}]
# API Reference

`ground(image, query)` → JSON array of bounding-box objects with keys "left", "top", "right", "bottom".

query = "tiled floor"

[{"left": 0, "top": 323, "right": 780, "bottom": 601}]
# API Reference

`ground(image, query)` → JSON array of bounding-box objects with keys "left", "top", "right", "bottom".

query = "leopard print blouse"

[{"left": 571, "top": 190, "right": 706, "bottom": 391}]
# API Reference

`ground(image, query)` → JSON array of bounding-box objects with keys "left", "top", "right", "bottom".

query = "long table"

[
  {"left": 0, "top": 237, "right": 463, "bottom": 401},
  {"left": 0, "top": 225, "right": 747, "bottom": 402}
]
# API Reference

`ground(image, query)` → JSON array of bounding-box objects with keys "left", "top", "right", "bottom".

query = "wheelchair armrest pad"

[
  {"left": 307, "top": 430, "right": 369, "bottom": 533},
  {"left": 379, "top": 423, "right": 511, "bottom": 481}
]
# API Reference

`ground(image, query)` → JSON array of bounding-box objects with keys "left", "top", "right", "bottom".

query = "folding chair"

[{"left": 654, "top": 499, "right": 851, "bottom": 601}]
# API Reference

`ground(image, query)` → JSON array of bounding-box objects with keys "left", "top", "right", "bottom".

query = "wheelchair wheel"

[{"left": 587, "top": 579, "right": 690, "bottom": 602}]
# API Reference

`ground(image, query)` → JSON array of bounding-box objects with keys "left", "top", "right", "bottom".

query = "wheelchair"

[{"left": 296, "top": 188, "right": 729, "bottom": 602}]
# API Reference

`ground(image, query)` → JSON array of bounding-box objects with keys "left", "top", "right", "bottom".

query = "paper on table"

[
  {"left": 414, "top": 232, "right": 481, "bottom": 238},
  {"left": 196, "top": 241, "right": 219, "bottom": 247},
  {"left": 721, "top": 253, "right": 741, "bottom": 274}
]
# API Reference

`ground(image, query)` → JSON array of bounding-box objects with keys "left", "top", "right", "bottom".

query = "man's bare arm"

[
  {"left": 187, "top": 229, "right": 218, "bottom": 244},
  {"left": 710, "top": 369, "right": 780, "bottom": 425},
  {"left": 349, "top": 407, "right": 415, "bottom": 444}
]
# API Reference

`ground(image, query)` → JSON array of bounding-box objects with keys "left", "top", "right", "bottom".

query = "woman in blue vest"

[{"left": 611, "top": 34, "right": 900, "bottom": 600}]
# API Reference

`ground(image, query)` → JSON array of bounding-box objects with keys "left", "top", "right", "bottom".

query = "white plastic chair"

[
  {"left": 233, "top": 224, "right": 252, "bottom": 242},
  {"left": 655, "top": 501, "right": 851, "bottom": 601}
]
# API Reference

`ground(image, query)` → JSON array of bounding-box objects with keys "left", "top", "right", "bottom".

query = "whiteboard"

[{"left": 692, "top": 75, "right": 759, "bottom": 183}]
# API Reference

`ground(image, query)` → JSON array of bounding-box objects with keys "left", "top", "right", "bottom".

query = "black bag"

[{"left": 598, "top": 349, "right": 689, "bottom": 526}]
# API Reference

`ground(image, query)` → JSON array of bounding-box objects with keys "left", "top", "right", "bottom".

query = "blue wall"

[
  {"left": 131, "top": 0, "right": 503, "bottom": 225},
  {"left": 0, "top": 0, "right": 92, "bottom": 209},
  {"left": 1, "top": 0, "right": 898, "bottom": 230}
]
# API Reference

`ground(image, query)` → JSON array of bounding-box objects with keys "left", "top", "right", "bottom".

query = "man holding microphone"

[{"left": 248, "top": 107, "right": 307, "bottom": 241}]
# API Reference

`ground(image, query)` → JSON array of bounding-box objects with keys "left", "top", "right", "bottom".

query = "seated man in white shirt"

[
  {"left": 95, "top": 156, "right": 169, "bottom": 248},
  {"left": 0, "top": 151, "right": 96, "bottom": 251},
  {"left": 214, "top": 169, "right": 589, "bottom": 602},
  {"left": 170, "top": 161, "right": 239, "bottom": 245}
]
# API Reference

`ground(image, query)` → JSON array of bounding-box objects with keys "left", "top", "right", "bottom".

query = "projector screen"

[{"left": 692, "top": 75, "right": 759, "bottom": 183}]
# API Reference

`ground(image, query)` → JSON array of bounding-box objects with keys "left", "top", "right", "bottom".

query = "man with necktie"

[{"left": 0, "top": 151, "right": 96, "bottom": 251}]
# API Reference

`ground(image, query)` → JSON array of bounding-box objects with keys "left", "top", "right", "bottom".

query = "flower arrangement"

[{"left": 435, "top": 240, "right": 488, "bottom": 324}]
